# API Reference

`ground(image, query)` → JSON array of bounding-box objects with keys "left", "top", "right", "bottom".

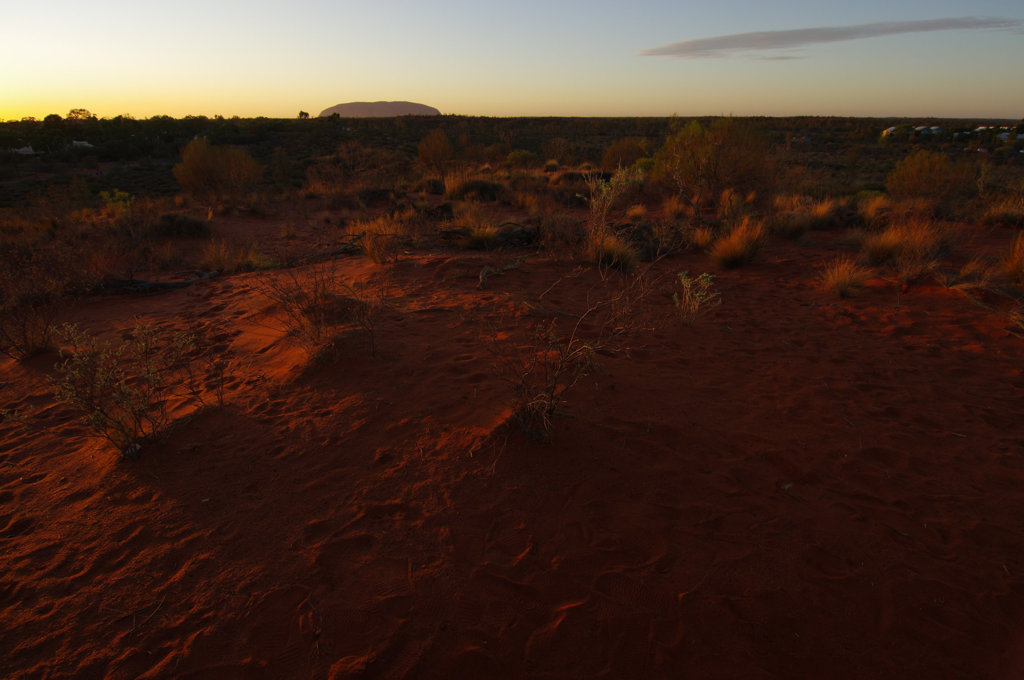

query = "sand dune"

[{"left": 3, "top": 222, "right": 1024, "bottom": 678}]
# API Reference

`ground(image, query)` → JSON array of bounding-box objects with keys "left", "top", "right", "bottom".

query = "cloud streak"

[{"left": 639, "top": 17, "right": 1021, "bottom": 59}]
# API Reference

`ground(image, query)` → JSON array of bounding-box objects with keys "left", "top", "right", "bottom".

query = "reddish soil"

[{"left": 3, "top": 222, "right": 1024, "bottom": 679}]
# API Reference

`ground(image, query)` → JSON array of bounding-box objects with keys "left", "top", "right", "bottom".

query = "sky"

[{"left": 2, "top": 0, "right": 1022, "bottom": 120}]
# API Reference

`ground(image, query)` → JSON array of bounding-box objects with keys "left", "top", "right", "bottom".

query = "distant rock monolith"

[{"left": 318, "top": 101, "right": 441, "bottom": 118}]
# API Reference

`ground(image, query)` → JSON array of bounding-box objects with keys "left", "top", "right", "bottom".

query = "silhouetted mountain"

[{"left": 318, "top": 101, "right": 441, "bottom": 118}]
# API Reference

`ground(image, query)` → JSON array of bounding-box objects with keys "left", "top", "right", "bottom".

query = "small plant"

[
  {"left": 672, "top": 272, "right": 721, "bottom": 323},
  {"left": 819, "top": 258, "right": 873, "bottom": 298},
  {"left": 53, "top": 323, "right": 196, "bottom": 457}
]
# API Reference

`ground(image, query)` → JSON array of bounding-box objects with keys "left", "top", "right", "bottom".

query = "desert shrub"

[
  {"left": 417, "top": 129, "right": 454, "bottom": 173},
  {"left": 505, "top": 149, "right": 539, "bottom": 169},
  {"left": 711, "top": 217, "right": 765, "bottom": 268},
  {"left": 53, "top": 323, "right": 197, "bottom": 457},
  {"left": 688, "top": 225, "right": 716, "bottom": 250},
  {"left": 819, "top": 258, "right": 873, "bottom": 298},
  {"left": 584, "top": 167, "right": 642, "bottom": 265},
  {"left": 652, "top": 118, "right": 774, "bottom": 222},
  {"left": 543, "top": 159, "right": 560, "bottom": 173},
  {"left": 672, "top": 271, "right": 721, "bottom": 323},
  {"left": 257, "top": 261, "right": 385, "bottom": 357},
  {"left": 499, "top": 278, "right": 647, "bottom": 441},
  {"left": 173, "top": 138, "right": 263, "bottom": 203},
  {"left": 0, "top": 246, "right": 69, "bottom": 358},
  {"left": 885, "top": 150, "right": 974, "bottom": 215},
  {"left": 601, "top": 137, "right": 648, "bottom": 172}
]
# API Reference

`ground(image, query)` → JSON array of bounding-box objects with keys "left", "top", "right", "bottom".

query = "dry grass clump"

[
  {"left": 858, "top": 193, "right": 892, "bottom": 226},
  {"left": 460, "top": 225, "right": 501, "bottom": 251},
  {"left": 941, "top": 256, "right": 998, "bottom": 291},
  {"left": 663, "top": 195, "right": 693, "bottom": 221},
  {"left": 688, "top": 225, "right": 716, "bottom": 251},
  {"left": 982, "top": 198, "right": 1024, "bottom": 228},
  {"left": 587, "top": 234, "right": 637, "bottom": 273},
  {"left": 861, "top": 219, "right": 949, "bottom": 269},
  {"left": 201, "top": 239, "right": 271, "bottom": 273},
  {"left": 711, "top": 217, "right": 765, "bottom": 268},
  {"left": 626, "top": 204, "right": 648, "bottom": 223},
  {"left": 1003, "top": 233, "right": 1024, "bottom": 284},
  {"left": 351, "top": 211, "right": 416, "bottom": 263},
  {"left": 771, "top": 196, "right": 843, "bottom": 238},
  {"left": 819, "top": 257, "right": 873, "bottom": 298}
]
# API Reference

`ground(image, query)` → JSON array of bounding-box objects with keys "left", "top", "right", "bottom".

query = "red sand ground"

[{"left": 3, "top": 223, "right": 1024, "bottom": 679}]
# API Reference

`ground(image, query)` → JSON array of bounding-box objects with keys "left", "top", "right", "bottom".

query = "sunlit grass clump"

[
  {"left": 711, "top": 217, "right": 765, "bottom": 268},
  {"left": 819, "top": 257, "right": 873, "bottom": 298}
]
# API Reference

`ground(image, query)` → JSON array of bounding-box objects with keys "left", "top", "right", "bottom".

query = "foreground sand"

[{"left": 3, "top": 230, "right": 1024, "bottom": 679}]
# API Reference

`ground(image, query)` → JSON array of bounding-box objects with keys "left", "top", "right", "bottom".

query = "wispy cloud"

[{"left": 639, "top": 17, "right": 1021, "bottom": 59}]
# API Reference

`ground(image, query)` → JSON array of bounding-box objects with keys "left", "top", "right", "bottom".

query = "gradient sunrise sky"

[{"left": 2, "top": 0, "right": 1022, "bottom": 121}]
